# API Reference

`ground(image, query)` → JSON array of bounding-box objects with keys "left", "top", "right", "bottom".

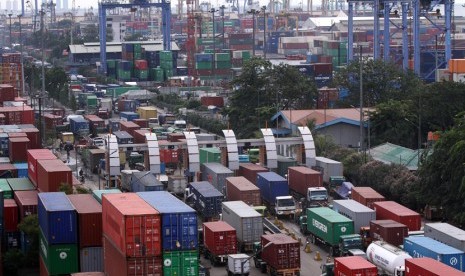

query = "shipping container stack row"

[
  {"left": 0, "top": 124, "right": 40, "bottom": 162},
  {"left": 0, "top": 53, "right": 23, "bottom": 94}
]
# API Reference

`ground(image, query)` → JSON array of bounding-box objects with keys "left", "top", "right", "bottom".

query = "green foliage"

[
  {"left": 3, "top": 249, "right": 24, "bottom": 275},
  {"left": 18, "top": 215, "right": 40, "bottom": 267},
  {"left": 59, "top": 183, "right": 73, "bottom": 194},
  {"left": 76, "top": 186, "right": 91, "bottom": 194},
  {"left": 186, "top": 112, "right": 227, "bottom": 136}
]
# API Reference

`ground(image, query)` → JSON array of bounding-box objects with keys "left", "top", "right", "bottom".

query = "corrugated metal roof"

[
  {"left": 369, "top": 142, "right": 420, "bottom": 170},
  {"left": 69, "top": 41, "right": 179, "bottom": 54}
]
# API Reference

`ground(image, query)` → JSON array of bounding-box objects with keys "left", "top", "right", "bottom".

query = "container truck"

[
  {"left": 227, "top": 254, "right": 250, "bottom": 276},
  {"left": 315, "top": 156, "right": 343, "bottom": 183},
  {"left": 254, "top": 234, "right": 300, "bottom": 276},
  {"left": 332, "top": 200, "right": 376, "bottom": 236},
  {"left": 333, "top": 256, "right": 378, "bottom": 276},
  {"left": 201, "top": 163, "right": 234, "bottom": 194},
  {"left": 403, "top": 236, "right": 465, "bottom": 271},
  {"left": 373, "top": 201, "right": 422, "bottom": 231},
  {"left": 287, "top": 166, "right": 328, "bottom": 208},
  {"left": 424, "top": 222, "right": 465, "bottom": 252},
  {"left": 369, "top": 220, "right": 408, "bottom": 247},
  {"left": 366, "top": 241, "right": 411, "bottom": 276},
  {"left": 69, "top": 117, "right": 89, "bottom": 136},
  {"left": 405, "top": 257, "right": 465, "bottom": 276},
  {"left": 302, "top": 207, "right": 361, "bottom": 256},
  {"left": 222, "top": 201, "right": 263, "bottom": 252},
  {"left": 203, "top": 221, "right": 237, "bottom": 265},
  {"left": 351, "top": 187, "right": 385, "bottom": 209},
  {"left": 238, "top": 163, "right": 269, "bottom": 185},
  {"left": 130, "top": 171, "right": 164, "bottom": 192},
  {"left": 225, "top": 176, "right": 261, "bottom": 206},
  {"left": 119, "top": 169, "right": 139, "bottom": 191},
  {"left": 256, "top": 172, "right": 296, "bottom": 218},
  {"left": 168, "top": 175, "right": 188, "bottom": 195},
  {"left": 186, "top": 181, "right": 223, "bottom": 219}
]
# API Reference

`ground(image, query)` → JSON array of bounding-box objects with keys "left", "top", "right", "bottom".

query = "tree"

[
  {"left": 225, "top": 57, "right": 318, "bottom": 138},
  {"left": 18, "top": 215, "right": 39, "bottom": 267},
  {"left": 82, "top": 24, "right": 99, "bottom": 42}
]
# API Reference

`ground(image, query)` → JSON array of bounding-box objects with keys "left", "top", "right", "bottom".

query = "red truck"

[
  {"left": 257, "top": 234, "right": 300, "bottom": 276},
  {"left": 373, "top": 201, "right": 422, "bottom": 231},
  {"left": 334, "top": 256, "right": 378, "bottom": 276},
  {"left": 203, "top": 221, "right": 237, "bottom": 266},
  {"left": 405, "top": 257, "right": 465, "bottom": 276},
  {"left": 225, "top": 176, "right": 261, "bottom": 206}
]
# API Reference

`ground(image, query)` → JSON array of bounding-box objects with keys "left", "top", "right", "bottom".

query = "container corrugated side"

[
  {"left": 306, "top": 207, "right": 354, "bottom": 246},
  {"left": 39, "top": 229, "right": 79, "bottom": 275},
  {"left": 162, "top": 250, "right": 198, "bottom": 276},
  {"left": 203, "top": 221, "right": 237, "bottom": 256},
  {"left": 373, "top": 201, "right": 421, "bottom": 231},
  {"left": 256, "top": 172, "right": 289, "bottom": 205},
  {"left": 369, "top": 220, "right": 408, "bottom": 247},
  {"left": 225, "top": 176, "right": 261, "bottom": 206},
  {"left": 27, "top": 149, "right": 57, "bottom": 187},
  {"left": 80, "top": 247, "right": 103, "bottom": 272},
  {"left": 424, "top": 223, "right": 465, "bottom": 252},
  {"left": 38, "top": 192, "right": 78, "bottom": 244},
  {"left": 405, "top": 257, "right": 465, "bottom": 276},
  {"left": 14, "top": 190, "right": 38, "bottom": 220},
  {"left": 221, "top": 201, "right": 263, "bottom": 244},
  {"left": 201, "top": 163, "right": 234, "bottom": 193},
  {"left": 261, "top": 234, "right": 300, "bottom": 270},
  {"left": 189, "top": 181, "right": 224, "bottom": 218},
  {"left": 334, "top": 256, "right": 378, "bottom": 276},
  {"left": 137, "top": 191, "right": 198, "bottom": 251},
  {"left": 332, "top": 200, "right": 376, "bottom": 232},
  {"left": 67, "top": 194, "right": 103, "bottom": 248},
  {"left": 4, "top": 199, "right": 18, "bottom": 232},
  {"left": 238, "top": 163, "right": 269, "bottom": 185}
]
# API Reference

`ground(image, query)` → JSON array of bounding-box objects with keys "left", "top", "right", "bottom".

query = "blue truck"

[
  {"left": 404, "top": 236, "right": 465, "bottom": 271},
  {"left": 69, "top": 117, "right": 89, "bottom": 136},
  {"left": 119, "top": 111, "right": 140, "bottom": 122},
  {"left": 256, "top": 172, "right": 296, "bottom": 218},
  {"left": 186, "top": 181, "right": 224, "bottom": 219}
]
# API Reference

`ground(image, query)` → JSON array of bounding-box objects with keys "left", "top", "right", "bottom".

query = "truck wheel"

[
  {"left": 254, "top": 259, "right": 259, "bottom": 268},
  {"left": 311, "top": 234, "right": 316, "bottom": 244},
  {"left": 227, "top": 271, "right": 232, "bottom": 276},
  {"left": 209, "top": 255, "right": 216, "bottom": 266}
]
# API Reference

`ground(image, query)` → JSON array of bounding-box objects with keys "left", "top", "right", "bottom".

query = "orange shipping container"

[{"left": 449, "top": 59, "right": 465, "bottom": 74}]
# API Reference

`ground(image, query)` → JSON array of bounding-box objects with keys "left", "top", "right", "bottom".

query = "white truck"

[
  {"left": 226, "top": 254, "right": 250, "bottom": 276},
  {"left": 366, "top": 241, "right": 412, "bottom": 276}
]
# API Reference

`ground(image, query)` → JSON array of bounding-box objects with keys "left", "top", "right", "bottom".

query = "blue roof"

[
  {"left": 257, "top": 171, "right": 287, "bottom": 182},
  {"left": 315, "top": 117, "right": 363, "bottom": 130},
  {"left": 13, "top": 163, "right": 28, "bottom": 169},
  {"left": 405, "top": 236, "right": 465, "bottom": 254},
  {"left": 189, "top": 181, "right": 223, "bottom": 197},
  {"left": 137, "top": 191, "right": 195, "bottom": 213},
  {"left": 38, "top": 192, "right": 75, "bottom": 211}
]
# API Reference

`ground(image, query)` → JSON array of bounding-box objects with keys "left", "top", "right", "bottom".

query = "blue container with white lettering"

[{"left": 404, "top": 236, "right": 465, "bottom": 271}]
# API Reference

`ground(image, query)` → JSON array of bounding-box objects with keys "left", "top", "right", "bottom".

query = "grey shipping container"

[
  {"left": 130, "top": 172, "right": 164, "bottom": 192},
  {"left": 222, "top": 201, "right": 263, "bottom": 252},
  {"left": 201, "top": 163, "right": 234, "bottom": 194},
  {"left": 189, "top": 181, "right": 223, "bottom": 218},
  {"left": 112, "top": 131, "right": 134, "bottom": 144},
  {"left": 332, "top": 200, "right": 376, "bottom": 232},
  {"left": 80, "top": 247, "right": 103, "bottom": 272},
  {"left": 315, "top": 156, "right": 343, "bottom": 183},
  {"left": 424, "top": 223, "right": 465, "bottom": 252}
]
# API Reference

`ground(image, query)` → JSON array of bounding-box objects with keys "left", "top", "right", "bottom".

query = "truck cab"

[
  {"left": 307, "top": 187, "right": 329, "bottom": 208},
  {"left": 275, "top": 196, "right": 296, "bottom": 219},
  {"left": 320, "top": 262, "right": 334, "bottom": 276},
  {"left": 299, "top": 215, "right": 308, "bottom": 234},
  {"left": 339, "top": 234, "right": 363, "bottom": 256}
]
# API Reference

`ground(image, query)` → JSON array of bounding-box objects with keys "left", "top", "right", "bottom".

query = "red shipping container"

[
  {"left": 0, "top": 84, "right": 16, "bottom": 103},
  {"left": 313, "top": 63, "right": 333, "bottom": 74},
  {"left": 102, "top": 193, "right": 161, "bottom": 257},
  {"left": 23, "top": 128, "right": 40, "bottom": 149},
  {"left": 7, "top": 132, "right": 26, "bottom": 138},
  {"left": 37, "top": 159, "right": 72, "bottom": 192},
  {"left": 282, "top": 43, "right": 309, "bottom": 50},
  {"left": 84, "top": 115, "right": 105, "bottom": 131},
  {"left": 0, "top": 163, "right": 17, "bottom": 178},
  {"left": 43, "top": 113, "right": 63, "bottom": 129},
  {"left": 238, "top": 163, "right": 269, "bottom": 185},
  {"left": 159, "top": 149, "right": 179, "bottom": 164},
  {"left": 133, "top": 129, "right": 151, "bottom": 144},
  {"left": 4, "top": 199, "right": 19, "bottom": 232},
  {"left": 14, "top": 190, "right": 38, "bottom": 221},
  {"left": 334, "top": 256, "right": 378, "bottom": 276},
  {"left": 225, "top": 176, "right": 261, "bottom": 206},
  {"left": 405, "top": 257, "right": 465, "bottom": 276},
  {"left": 120, "top": 121, "right": 141, "bottom": 137},
  {"left": 200, "top": 96, "right": 224, "bottom": 107},
  {"left": 167, "top": 133, "right": 185, "bottom": 142},
  {"left": 132, "top": 119, "right": 149, "bottom": 129},
  {"left": 373, "top": 201, "right": 421, "bottom": 231},
  {"left": 9, "top": 137, "right": 29, "bottom": 163},
  {"left": 261, "top": 234, "right": 300, "bottom": 271},
  {"left": 67, "top": 194, "right": 103, "bottom": 248},
  {"left": 369, "top": 220, "right": 408, "bottom": 247},
  {"left": 134, "top": 60, "right": 148, "bottom": 70},
  {"left": 27, "top": 149, "right": 57, "bottom": 187},
  {"left": 229, "top": 33, "right": 253, "bottom": 39},
  {"left": 39, "top": 255, "right": 49, "bottom": 276},
  {"left": 351, "top": 187, "right": 385, "bottom": 209},
  {"left": 287, "top": 166, "right": 323, "bottom": 196},
  {"left": 103, "top": 236, "right": 162, "bottom": 276},
  {"left": 240, "top": 19, "right": 254, "bottom": 29},
  {"left": 203, "top": 221, "right": 237, "bottom": 256}
]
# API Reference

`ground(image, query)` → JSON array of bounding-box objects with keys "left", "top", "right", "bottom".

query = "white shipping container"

[
  {"left": 222, "top": 201, "right": 263, "bottom": 245},
  {"left": 332, "top": 200, "right": 376, "bottom": 232},
  {"left": 315, "top": 156, "right": 343, "bottom": 183},
  {"left": 424, "top": 223, "right": 465, "bottom": 252},
  {"left": 227, "top": 254, "right": 250, "bottom": 274}
]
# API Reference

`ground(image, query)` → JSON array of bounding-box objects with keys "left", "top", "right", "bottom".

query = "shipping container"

[
  {"left": 369, "top": 220, "right": 409, "bottom": 247},
  {"left": 131, "top": 172, "right": 164, "bottom": 192},
  {"left": 404, "top": 236, "right": 465, "bottom": 271},
  {"left": 256, "top": 172, "right": 289, "bottom": 206},
  {"left": 200, "top": 163, "right": 234, "bottom": 194},
  {"left": 334, "top": 256, "right": 378, "bottom": 276},
  {"left": 67, "top": 194, "right": 102, "bottom": 248},
  {"left": 199, "top": 147, "right": 222, "bottom": 164},
  {"left": 315, "top": 156, "right": 343, "bottom": 183},
  {"left": 200, "top": 96, "right": 224, "bottom": 107},
  {"left": 120, "top": 111, "right": 140, "bottom": 122},
  {"left": 225, "top": 176, "right": 261, "bottom": 206},
  {"left": 37, "top": 159, "right": 72, "bottom": 192},
  {"left": 203, "top": 221, "right": 237, "bottom": 262},
  {"left": 287, "top": 166, "right": 323, "bottom": 198},
  {"left": 351, "top": 187, "right": 385, "bottom": 209},
  {"left": 103, "top": 236, "right": 163, "bottom": 276},
  {"left": 14, "top": 190, "right": 38, "bottom": 220},
  {"left": 306, "top": 207, "right": 355, "bottom": 246},
  {"left": 373, "top": 201, "right": 421, "bottom": 231},
  {"left": 133, "top": 119, "right": 149, "bottom": 129},
  {"left": 137, "top": 191, "right": 198, "bottom": 251},
  {"left": 38, "top": 192, "right": 78, "bottom": 244},
  {"left": 132, "top": 129, "right": 151, "bottom": 144},
  {"left": 238, "top": 163, "right": 269, "bottom": 185},
  {"left": 69, "top": 117, "right": 90, "bottom": 136},
  {"left": 39, "top": 229, "right": 79, "bottom": 275},
  {"left": 188, "top": 181, "right": 224, "bottom": 218},
  {"left": 0, "top": 179, "right": 12, "bottom": 198},
  {"left": 102, "top": 193, "right": 161, "bottom": 257},
  {"left": 276, "top": 156, "right": 298, "bottom": 177},
  {"left": 137, "top": 106, "right": 158, "bottom": 120},
  {"left": 92, "top": 189, "right": 122, "bottom": 204},
  {"left": 7, "top": 177, "right": 35, "bottom": 191},
  {"left": 113, "top": 130, "right": 135, "bottom": 144},
  {"left": 332, "top": 200, "right": 376, "bottom": 232},
  {"left": 9, "top": 137, "right": 29, "bottom": 162},
  {"left": 167, "top": 175, "right": 188, "bottom": 195},
  {"left": 4, "top": 199, "right": 19, "bottom": 232},
  {"left": 162, "top": 250, "right": 198, "bottom": 276},
  {"left": 80, "top": 247, "right": 104, "bottom": 272},
  {"left": 424, "top": 223, "right": 465, "bottom": 252},
  {"left": 222, "top": 201, "right": 263, "bottom": 252},
  {"left": 405, "top": 257, "right": 465, "bottom": 276},
  {"left": 13, "top": 162, "right": 28, "bottom": 178},
  {"left": 261, "top": 234, "right": 300, "bottom": 271},
  {"left": 0, "top": 163, "right": 17, "bottom": 177},
  {"left": 71, "top": 273, "right": 105, "bottom": 276}
]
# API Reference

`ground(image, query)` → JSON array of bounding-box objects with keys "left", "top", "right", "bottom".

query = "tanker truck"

[{"left": 366, "top": 241, "right": 412, "bottom": 276}]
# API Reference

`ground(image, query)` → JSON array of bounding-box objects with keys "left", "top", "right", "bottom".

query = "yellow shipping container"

[
  {"left": 60, "top": 132, "right": 75, "bottom": 144},
  {"left": 137, "top": 106, "right": 158, "bottom": 120},
  {"left": 119, "top": 149, "right": 126, "bottom": 165}
]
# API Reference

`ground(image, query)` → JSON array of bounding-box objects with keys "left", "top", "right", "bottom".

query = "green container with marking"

[
  {"left": 86, "top": 95, "right": 98, "bottom": 107},
  {"left": 163, "top": 250, "right": 198, "bottom": 276},
  {"left": 199, "top": 148, "right": 222, "bottom": 164},
  {"left": 39, "top": 229, "right": 78, "bottom": 275},
  {"left": 306, "top": 207, "right": 354, "bottom": 246},
  {"left": 7, "top": 178, "right": 35, "bottom": 191},
  {"left": 0, "top": 179, "right": 13, "bottom": 198}
]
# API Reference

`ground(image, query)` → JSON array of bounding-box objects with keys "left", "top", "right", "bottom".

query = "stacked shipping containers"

[{"left": 37, "top": 159, "right": 72, "bottom": 192}]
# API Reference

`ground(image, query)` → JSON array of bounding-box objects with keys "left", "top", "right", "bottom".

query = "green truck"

[{"left": 300, "top": 207, "right": 362, "bottom": 256}]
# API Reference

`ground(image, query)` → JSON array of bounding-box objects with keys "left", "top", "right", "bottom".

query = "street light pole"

[
  {"left": 18, "top": 14, "right": 25, "bottom": 97},
  {"left": 209, "top": 8, "right": 218, "bottom": 85},
  {"left": 8, "top": 13, "right": 13, "bottom": 48},
  {"left": 220, "top": 5, "right": 226, "bottom": 49},
  {"left": 359, "top": 45, "right": 364, "bottom": 160},
  {"left": 248, "top": 9, "right": 260, "bottom": 56},
  {"left": 261, "top": 6, "right": 267, "bottom": 58}
]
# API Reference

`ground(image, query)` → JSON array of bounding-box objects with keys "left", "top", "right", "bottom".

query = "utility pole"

[
  {"left": 359, "top": 45, "right": 364, "bottom": 161},
  {"left": 8, "top": 13, "right": 13, "bottom": 48},
  {"left": 248, "top": 9, "right": 260, "bottom": 56},
  {"left": 209, "top": 8, "right": 218, "bottom": 85},
  {"left": 261, "top": 6, "right": 267, "bottom": 58},
  {"left": 18, "top": 14, "right": 25, "bottom": 97},
  {"left": 220, "top": 5, "right": 226, "bottom": 49},
  {"left": 39, "top": 9, "right": 46, "bottom": 146}
]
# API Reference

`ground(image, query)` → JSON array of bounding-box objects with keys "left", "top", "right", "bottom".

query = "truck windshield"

[
  {"left": 342, "top": 238, "right": 361, "bottom": 248},
  {"left": 278, "top": 198, "right": 295, "bottom": 207},
  {"left": 310, "top": 191, "right": 328, "bottom": 197}
]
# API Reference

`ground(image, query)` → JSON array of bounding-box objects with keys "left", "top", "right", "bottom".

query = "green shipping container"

[
  {"left": 164, "top": 69, "right": 173, "bottom": 79},
  {"left": 86, "top": 95, "right": 98, "bottom": 107},
  {"left": 215, "top": 61, "right": 231, "bottom": 69},
  {"left": 7, "top": 178, "right": 35, "bottom": 191},
  {"left": 215, "top": 53, "right": 231, "bottom": 61},
  {"left": 242, "top": 51, "right": 251, "bottom": 60},
  {"left": 306, "top": 207, "right": 354, "bottom": 246},
  {"left": 107, "top": 86, "right": 140, "bottom": 98},
  {"left": 92, "top": 189, "right": 122, "bottom": 204},
  {"left": 196, "top": 62, "right": 213, "bottom": 70},
  {"left": 155, "top": 68, "right": 164, "bottom": 82},
  {"left": 276, "top": 155, "right": 297, "bottom": 178},
  {"left": 199, "top": 148, "right": 222, "bottom": 164},
  {"left": 0, "top": 179, "right": 13, "bottom": 198},
  {"left": 107, "top": 60, "right": 117, "bottom": 68},
  {"left": 133, "top": 43, "right": 142, "bottom": 53},
  {"left": 163, "top": 250, "right": 198, "bottom": 276},
  {"left": 39, "top": 230, "right": 78, "bottom": 275},
  {"left": 135, "top": 69, "right": 149, "bottom": 80},
  {"left": 161, "top": 60, "right": 174, "bottom": 70},
  {"left": 160, "top": 51, "right": 173, "bottom": 61}
]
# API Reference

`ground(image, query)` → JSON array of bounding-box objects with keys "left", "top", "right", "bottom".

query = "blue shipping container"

[
  {"left": 38, "top": 192, "right": 78, "bottom": 244},
  {"left": 130, "top": 172, "right": 164, "bottom": 192},
  {"left": 256, "top": 172, "right": 289, "bottom": 205},
  {"left": 69, "top": 117, "right": 89, "bottom": 135},
  {"left": 137, "top": 191, "right": 198, "bottom": 251},
  {"left": 13, "top": 163, "right": 28, "bottom": 178},
  {"left": 404, "top": 236, "right": 465, "bottom": 271},
  {"left": 188, "top": 181, "right": 223, "bottom": 218},
  {"left": 108, "top": 119, "right": 120, "bottom": 132},
  {"left": 119, "top": 112, "right": 140, "bottom": 122}
]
